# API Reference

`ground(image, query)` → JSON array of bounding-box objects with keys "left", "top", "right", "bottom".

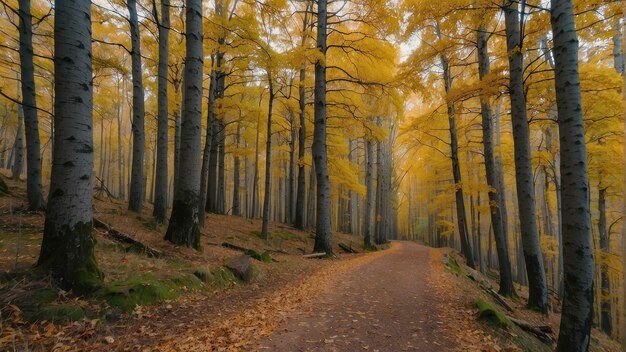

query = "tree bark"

[
  {"left": 503, "top": 0, "right": 548, "bottom": 312},
  {"left": 363, "top": 137, "right": 374, "bottom": 249},
  {"left": 551, "top": 0, "right": 594, "bottom": 349},
  {"left": 232, "top": 122, "right": 241, "bottom": 216},
  {"left": 153, "top": 0, "right": 170, "bottom": 223},
  {"left": 476, "top": 21, "right": 515, "bottom": 296},
  {"left": 312, "top": 0, "right": 332, "bottom": 254},
  {"left": 439, "top": 51, "right": 475, "bottom": 268},
  {"left": 164, "top": 0, "right": 203, "bottom": 249},
  {"left": 127, "top": 0, "right": 146, "bottom": 213},
  {"left": 261, "top": 75, "right": 275, "bottom": 241},
  {"left": 199, "top": 68, "right": 216, "bottom": 227},
  {"left": 11, "top": 103, "right": 24, "bottom": 180},
  {"left": 38, "top": 0, "right": 103, "bottom": 293},
  {"left": 294, "top": 64, "right": 308, "bottom": 229},
  {"left": 18, "top": 0, "right": 44, "bottom": 210}
]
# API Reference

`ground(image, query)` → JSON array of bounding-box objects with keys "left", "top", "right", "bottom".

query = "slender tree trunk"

[
  {"left": 287, "top": 110, "right": 296, "bottom": 224},
  {"left": 598, "top": 187, "right": 612, "bottom": 336},
  {"left": 439, "top": 51, "right": 475, "bottom": 268},
  {"left": 117, "top": 79, "right": 125, "bottom": 199},
  {"left": 261, "top": 77, "right": 275, "bottom": 241},
  {"left": 127, "top": 0, "right": 146, "bottom": 213},
  {"left": 217, "top": 121, "right": 226, "bottom": 214},
  {"left": 503, "top": 0, "right": 548, "bottom": 312},
  {"left": 199, "top": 68, "right": 216, "bottom": 227},
  {"left": 364, "top": 137, "right": 374, "bottom": 249},
  {"left": 206, "top": 119, "right": 219, "bottom": 213},
  {"left": 164, "top": 0, "right": 203, "bottom": 249},
  {"left": 551, "top": 1, "right": 594, "bottom": 349},
  {"left": 252, "top": 106, "right": 261, "bottom": 218},
  {"left": 311, "top": 0, "right": 332, "bottom": 254},
  {"left": 476, "top": 22, "right": 515, "bottom": 295},
  {"left": 232, "top": 122, "right": 241, "bottom": 216},
  {"left": 18, "top": 0, "right": 44, "bottom": 210},
  {"left": 307, "top": 163, "right": 316, "bottom": 229},
  {"left": 294, "top": 64, "right": 307, "bottom": 229},
  {"left": 153, "top": 0, "right": 170, "bottom": 222},
  {"left": 38, "top": 0, "right": 103, "bottom": 293},
  {"left": 12, "top": 103, "right": 24, "bottom": 180}
]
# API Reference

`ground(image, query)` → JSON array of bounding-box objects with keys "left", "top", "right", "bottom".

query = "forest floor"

[{"left": 0, "top": 173, "right": 623, "bottom": 351}]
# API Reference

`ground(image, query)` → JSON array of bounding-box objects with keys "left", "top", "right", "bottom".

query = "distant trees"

[{"left": 37, "top": 0, "right": 102, "bottom": 293}]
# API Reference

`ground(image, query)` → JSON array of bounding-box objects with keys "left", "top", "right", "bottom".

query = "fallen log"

[
  {"left": 485, "top": 287, "right": 514, "bottom": 312},
  {"left": 303, "top": 252, "right": 326, "bottom": 259},
  {"left": 93, "top": 218, "right": 162, "bottom": 258},
  {"left": 506, "top": 316, "right": 553, "bottom": 345},
  {"left": 221, "top": 242, "right": 273, "bottom": 262},
  {"left": 338, "top": 243, "right": 357, "bottom": 254}
]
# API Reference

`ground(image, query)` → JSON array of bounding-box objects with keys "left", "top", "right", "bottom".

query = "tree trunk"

[
  {"left": 38, "top": 0, "right": 103, "bottom": 293},
  {"left": 261, "top": 76, "right": 275, "bottom": 241},
  {"left": 127, "top": 0, "right": 146, "bottom": 213},
  {"left": 12, "top": 103, "right": 24, "bottom": 180},
  {"left": 164, "top": 0, "right": 203, "bottom": 249},
  {"left": 307, "top": 162, "right": 316, "bottom": 229},
  {"left": 18, "top": 0, "right": 44, "bottom": 210},
  {"left": 294, "top": 64, "right": 307, "bottom": 229},
  {"left": 503, "top": 0, "right": 548, "bottom": 312},
  {"left": 551, "top": 1, "right": 594, "bottom": 349},
  {"left": 287, "top": 110, "right": 296, "bottom": 224},
  {"left": 439, "top": 50, "right": 475, "bottom": 268},
  {"left": 364, "top": 137, "right": 374, "bottom": 249},
  {"left": 312, "top": 0, "right": 332, "bottom": 254},
  {"left": 232, "top": 122, "right": 241, "bottom": 216},
  {"left": 476, "top": 21, "right": 515, "bottom": 296},
  {"left": 598, "top": 188, "right": 612, "bottom": 336},
  {"left": 153, "top": 0, "right": 170, "bottom": 223},
  {"left": 117, "top": 78, "right": 125, "bottom": 199},
  {"left": 199, "top": 68, "right": 216, "bottom": 227}
]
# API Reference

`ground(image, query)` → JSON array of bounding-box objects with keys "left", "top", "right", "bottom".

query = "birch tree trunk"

[
  {"left": 503, "top": 0, "right": 548, "bottom": 312},
  {"left": 551, "top": 0, "right": 594, "bottom": 349},
  {"left": 312, "top": 0, "right": 332, "bottom": 254},
  {"left": 127, "top": 0, "right": 146, "bottom": 213},
  {"left": 18, "top": 0, "right": 44, "bottom": 210},
  {"left": 153, "top": 0, "right": 170, "bottom": 223},
  {"left": 476, "top": 21, "right": 515, "bottom": 296},
  {"left": 38, "top": 0, "right": 103, "bottom": 293},
  {"left": 164, "top": 0, "right": 202, "bottom": 249}
]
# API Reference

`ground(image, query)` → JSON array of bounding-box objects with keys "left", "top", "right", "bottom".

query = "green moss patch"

[
  {"left": 36, "top": 304, "right": 86, "bottom": 323},
  {"left": 193, "top": 267, "right": 239, "bottom": 288},
  {"left": 444, "top": 255, "right": 465, "bottom": 276},
  {"left": 32, "top": 288, "right": 58, "bottom": 305},
  {"left": 244, "top": 249, "right": 272, "bottom": 263},
  {"left": 96, "top": 273, "right": 205, "bottom": 312},
  {"left": 475, "top": 299, "right": 512, "bottom": 328}
]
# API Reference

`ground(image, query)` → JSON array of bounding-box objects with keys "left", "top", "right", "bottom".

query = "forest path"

[{"left": 256, "top": 241, "right": 458, "bottom": 351}]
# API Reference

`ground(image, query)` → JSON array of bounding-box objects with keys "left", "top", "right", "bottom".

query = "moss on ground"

[
  {"left": 32, "top": 288, "right": 57, "bottom": 305},
  {"left": 193, "top": 267, "right": 239, "bottom": 288},
  {"left": 445, "top": 256, "right": 465, "bottom": 276},
  {"left": 96, "top": 273, "right": 205, "bottom": 312},
  {"left": 474, "top": 299, "right": 512, "bottom": 328},
  {"left": 35, "top": 304, "right": 86, "bottom": 323}
]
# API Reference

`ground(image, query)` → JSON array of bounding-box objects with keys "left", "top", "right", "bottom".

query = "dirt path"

[{"left": 256, "top": 241, "right": 458, "bottom": 351}]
